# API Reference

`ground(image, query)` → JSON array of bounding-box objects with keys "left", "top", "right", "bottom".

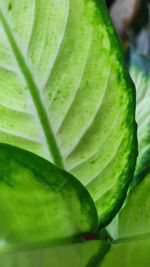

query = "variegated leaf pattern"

[{"left": 0, "top": 0, "right": 136, "bottom": 225}]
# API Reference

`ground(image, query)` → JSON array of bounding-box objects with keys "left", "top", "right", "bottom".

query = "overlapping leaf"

[
  {"left": 0, "top": 0, "right": 136, "bottom": 225},
  {"left": 0, "top": 239, "right": 109, "bottom": 267},
  {"left": 119, "top": 48, "right": 150, "bottom": 237},
  {"left": 102, "top": 49, "right": 150, "bottom": 266},
  {"left": 128, "top": 47, "right": 150, "bottom": 186},
  {"left": 0, "top": 144, "right": 98, "bottom": 245},
  {"left": 117, "top": 50, "right": 150, "bottom": 236}
]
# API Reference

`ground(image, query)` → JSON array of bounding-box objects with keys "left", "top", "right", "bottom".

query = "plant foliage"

[{"left": 1, "top": 1, "right": 148, "bottom": 266}]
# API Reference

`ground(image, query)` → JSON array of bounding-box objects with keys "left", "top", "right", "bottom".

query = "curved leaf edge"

[
  {"left": 0, "top": 0, "right": 138, "bottom": 231},
  {"left": 92, "top": 0, "right": 138, "bottom": 228},
  {"left": 127, "top": 46, "right": 150, "bottom": 190},
  {"left": 0, "top": 143, "right": 98, "bottom": 242}
]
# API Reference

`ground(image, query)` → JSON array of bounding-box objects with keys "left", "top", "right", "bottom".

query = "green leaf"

[
  {"left": 0, "top": 0, "right": 137, "bottom": 225},
  {"left": 100, "top": 236, "right": 150, "bottom": 267},
  {"left": 107, "top": 48, "right": 150, "bottom": 240},
  {"left": 100, "top": 48, "right": 150, "bottom": 266},
  {"left": 104, "top": 173, "right": 150, "bottom": 266},
  {"left": 127, "top": 47, "right": 150, "bottom": 186},
  {"left": 0, "top": 143, "right": 98, "bottom": 245},
  {"left": 118, "top": 172, "right": 150, "bottom": 238},
  {"left": 0, "top": 240, "right": 109, "bottom": 267}
]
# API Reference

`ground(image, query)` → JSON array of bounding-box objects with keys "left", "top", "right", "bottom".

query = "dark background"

[{"left": 106, "top": 0, "right": 150, "bottom": 57}]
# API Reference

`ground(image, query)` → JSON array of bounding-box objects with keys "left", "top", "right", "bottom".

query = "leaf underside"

[{"left": 0, "top": 0, "right": 136, "bottom": 225}]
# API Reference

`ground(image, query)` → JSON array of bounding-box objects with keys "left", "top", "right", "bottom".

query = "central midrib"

[{"left": 0, "top": 8, "right": 64, "bottom": 169}]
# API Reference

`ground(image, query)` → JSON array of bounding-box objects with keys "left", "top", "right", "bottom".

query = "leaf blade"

[
  {"left": 0, "top": 144, "right": 98, "bottom": 244},
  {"left": 0, "top": 240, "right": 109, "bottom": 267},
  {"left": 100, "top": 237, "right": 150, "bottom": 267},
  {"left": 118, "top": 172, "right": 150, "bottom": 238},
  {"left": 0, "top": 0, "right": 137, "bottom": 225}
]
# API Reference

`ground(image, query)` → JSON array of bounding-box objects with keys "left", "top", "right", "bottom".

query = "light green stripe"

[{"left": 0, "top": 8, "right": 64, "bottom": 168}]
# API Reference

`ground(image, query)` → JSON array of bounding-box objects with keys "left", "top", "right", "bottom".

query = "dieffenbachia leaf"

[
  {"left": 0, "top": 0, "right": 137, "bottom": 225},
  {"left": 100, "top": 236, "right": 150, "bottom": 267},
  {"left": 127, "top": 47, "right": 150, "bottom": 186},
  {"left": 0, "top": 144, "right": 98, "bottom": 245},
  {"left": 0, "top": 240, "right": 109, "bottom": 267}
]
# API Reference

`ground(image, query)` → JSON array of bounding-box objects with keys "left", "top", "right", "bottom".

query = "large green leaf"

[
  {"left": 0, "top": 0, "right": 137, "bottom": 225},
  {"left": 0, "top": 240, "right": 109, "bottom": 267},
  {"left": 0, "top": 144, "right": 98, "bottom": 245},
  {"left": 127, "top": 47, "right": 150, "bottom": 186}
]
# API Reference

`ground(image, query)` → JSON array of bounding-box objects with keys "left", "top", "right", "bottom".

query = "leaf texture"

[
  {"left": 0, "top": 144, "right": 98, "bottom": 244},
  {"left": 0, "top": 0, "right": 137, "bottom": 225}
]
